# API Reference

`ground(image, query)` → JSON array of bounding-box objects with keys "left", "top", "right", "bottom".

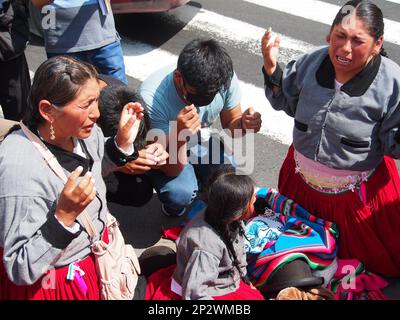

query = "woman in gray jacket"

[
  {"left": 0, "top": 55, "right": 143, "bottom": 299},
  {"left": 262, "top": 0, "right": 400, "bottom": 277}
]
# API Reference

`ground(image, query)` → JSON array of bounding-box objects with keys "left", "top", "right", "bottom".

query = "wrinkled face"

[
  {"left": 53, "top": 77, "right": 100, "bottom": 140},
  {"left": 327, "top": 17, "right": 382, "bottom": 82}
]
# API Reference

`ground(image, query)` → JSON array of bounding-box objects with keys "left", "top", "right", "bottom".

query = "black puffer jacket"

[{"left": 0, "top": 0, "right": 30, "bottom": 62}]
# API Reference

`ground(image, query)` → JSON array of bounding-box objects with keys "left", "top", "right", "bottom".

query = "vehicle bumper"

[{"left": 111, "top": 0, "right": 189, "bottom": 14}]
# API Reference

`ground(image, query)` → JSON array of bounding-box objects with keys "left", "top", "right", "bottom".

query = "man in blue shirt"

[{"left": 140, "top": 38, "right": 262, "bottom": 216}]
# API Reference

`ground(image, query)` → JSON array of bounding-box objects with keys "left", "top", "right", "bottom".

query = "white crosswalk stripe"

[
  {"left": 182, "top": 7, "right": 314, "bottom": 63},
  {"left": 244, "top": 0, "right": 400, "bottom": 45}
]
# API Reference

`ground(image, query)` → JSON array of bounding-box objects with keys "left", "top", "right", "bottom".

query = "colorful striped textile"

[
  {"left": 246, "top": 187, "right": 339, "bottom": 290},
  {"left": 327, "top": 259, "right": 388, "bottom": 300}
]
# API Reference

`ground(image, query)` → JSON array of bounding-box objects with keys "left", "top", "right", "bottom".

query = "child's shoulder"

[
  {"left": 182, "top": 213, "right": 215, "bottom": 236},
  {"left": 179, "top": 213, "right": 221, "bottom": 246}
]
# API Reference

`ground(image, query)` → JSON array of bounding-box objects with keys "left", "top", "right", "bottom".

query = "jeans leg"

[
  {"left": 148, "top": 164, "right": 198, "bottom": 215},
  {"left": 89, "top": 40, "right": 127, "bottom": 84},
  {"left": 47, "top": 43, "right": 127, "bottom": 84}
]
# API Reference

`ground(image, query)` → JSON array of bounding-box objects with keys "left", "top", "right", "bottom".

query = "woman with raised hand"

[
  {"left": 262, "top": 0, "right": 400, "bottom": 277},
  {"left": 0, "top": 55, "right": 143, "bottom": 299}
]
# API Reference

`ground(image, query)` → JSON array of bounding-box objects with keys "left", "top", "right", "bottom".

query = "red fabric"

[
  {"left": 0, "top": 221, "right": 111, "bottom": 300},
  {"left": 145, "top": 265, "right": 181, "bottom": 300},
  {"left": 102, "top": 225, "right": 109, "bottom": 244},
  {"left": 328, "top": 259, "right": 388, "bottom": 300},
  {"left": 0, "top": 248, "right": 100, "bottom": 300},
  {"left": 278, "top": 145, "right": 400, "bottom": 277},
  {"left": 145, "top": 264, "right": 264, "bottom": 300},
  {"left": 162, "top": 226, "right": 183, "bottom": 240},
  {"left": 0, "top": 222, "right": 111, "bottom": 300},
  {"left": 213, "top": 280, "right": 265, "bottom": 301}
]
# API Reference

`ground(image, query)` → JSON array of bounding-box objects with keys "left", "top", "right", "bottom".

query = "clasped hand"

[
  {"left": 118, "top": 142, "right": 169, "bottom": 175},
  {"left": 176, "top": 104, "right": 201, "bottom": 136},
  {"left": 241, "top": 107, "right": 262, "bottom": 133}
]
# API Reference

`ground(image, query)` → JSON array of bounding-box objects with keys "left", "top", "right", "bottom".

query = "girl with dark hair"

[
  {"left": 0, "top": 55, "right": 143, "bottom": 299},
  {"left": 262, "top": 0, "right": 400, "bottom": 277},
  {"left": 145, "top": 166, "right": 264, "bottom": 300}
]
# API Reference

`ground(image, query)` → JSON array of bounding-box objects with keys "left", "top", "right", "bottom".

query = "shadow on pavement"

[{"left": 108, "top": 195, "right": 181, "bottom": 255}]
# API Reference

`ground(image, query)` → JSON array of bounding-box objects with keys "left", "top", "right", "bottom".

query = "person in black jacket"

[
  {"left": 0, "top": 0, "right": 31, "bottom": 120},
  {"left": 98, "top": 75, "right": 169, "bottom": 207}
]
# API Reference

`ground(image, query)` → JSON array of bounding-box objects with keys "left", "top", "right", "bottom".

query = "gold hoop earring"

[{"left": 50, "top": 123, "right": 56, "bottom": 140}]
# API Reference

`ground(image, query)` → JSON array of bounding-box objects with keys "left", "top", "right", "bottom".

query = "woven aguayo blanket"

[{"left": 246, "top": 187, "right": 339, "bottom": 289}]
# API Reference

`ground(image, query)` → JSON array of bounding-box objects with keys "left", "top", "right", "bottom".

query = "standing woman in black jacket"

[{"left": 0, "top": 0, "right": 31, "bottom": 120}]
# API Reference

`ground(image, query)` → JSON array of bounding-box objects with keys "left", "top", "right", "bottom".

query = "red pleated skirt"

[
  {"left": 0, "top": 248, "right": 100, "bottom": 300},
  {"left": 0, "top": 247, "right": 100, "bottom": 300},
  {"left": 278, "top": 146, "right": 400, "bottom": 277},
  {"left": 145, "top": 264, "right": 264, "bottom": 300},
  {"left": 0, "top": 229, "right": 109, "bottom": 300}
]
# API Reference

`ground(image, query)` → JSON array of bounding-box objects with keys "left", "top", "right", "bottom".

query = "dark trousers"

[
  {"left": 103, "top": 171, "right": 154, "bottom": 207},
  {"left": 133, "top": 246, "right": 176, "bottom": 300},
  {"left": 0, "top": 53, "right": 31, "bottom": 120}
]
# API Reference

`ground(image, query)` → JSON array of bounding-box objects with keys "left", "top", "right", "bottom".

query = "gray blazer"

[
  {"left": 264, "top": 46, "right": 400, "bottom": 171},
  {"left": 172, "top": 211, "right": 247, "bottom": 300}
]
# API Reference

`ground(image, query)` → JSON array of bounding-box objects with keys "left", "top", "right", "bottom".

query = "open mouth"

[
  {"left": 336, "top": 56, "right": 352, "bottom": 65},
  {"left": 83, "top": 124, "right": 94, "bottom": 130}
]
